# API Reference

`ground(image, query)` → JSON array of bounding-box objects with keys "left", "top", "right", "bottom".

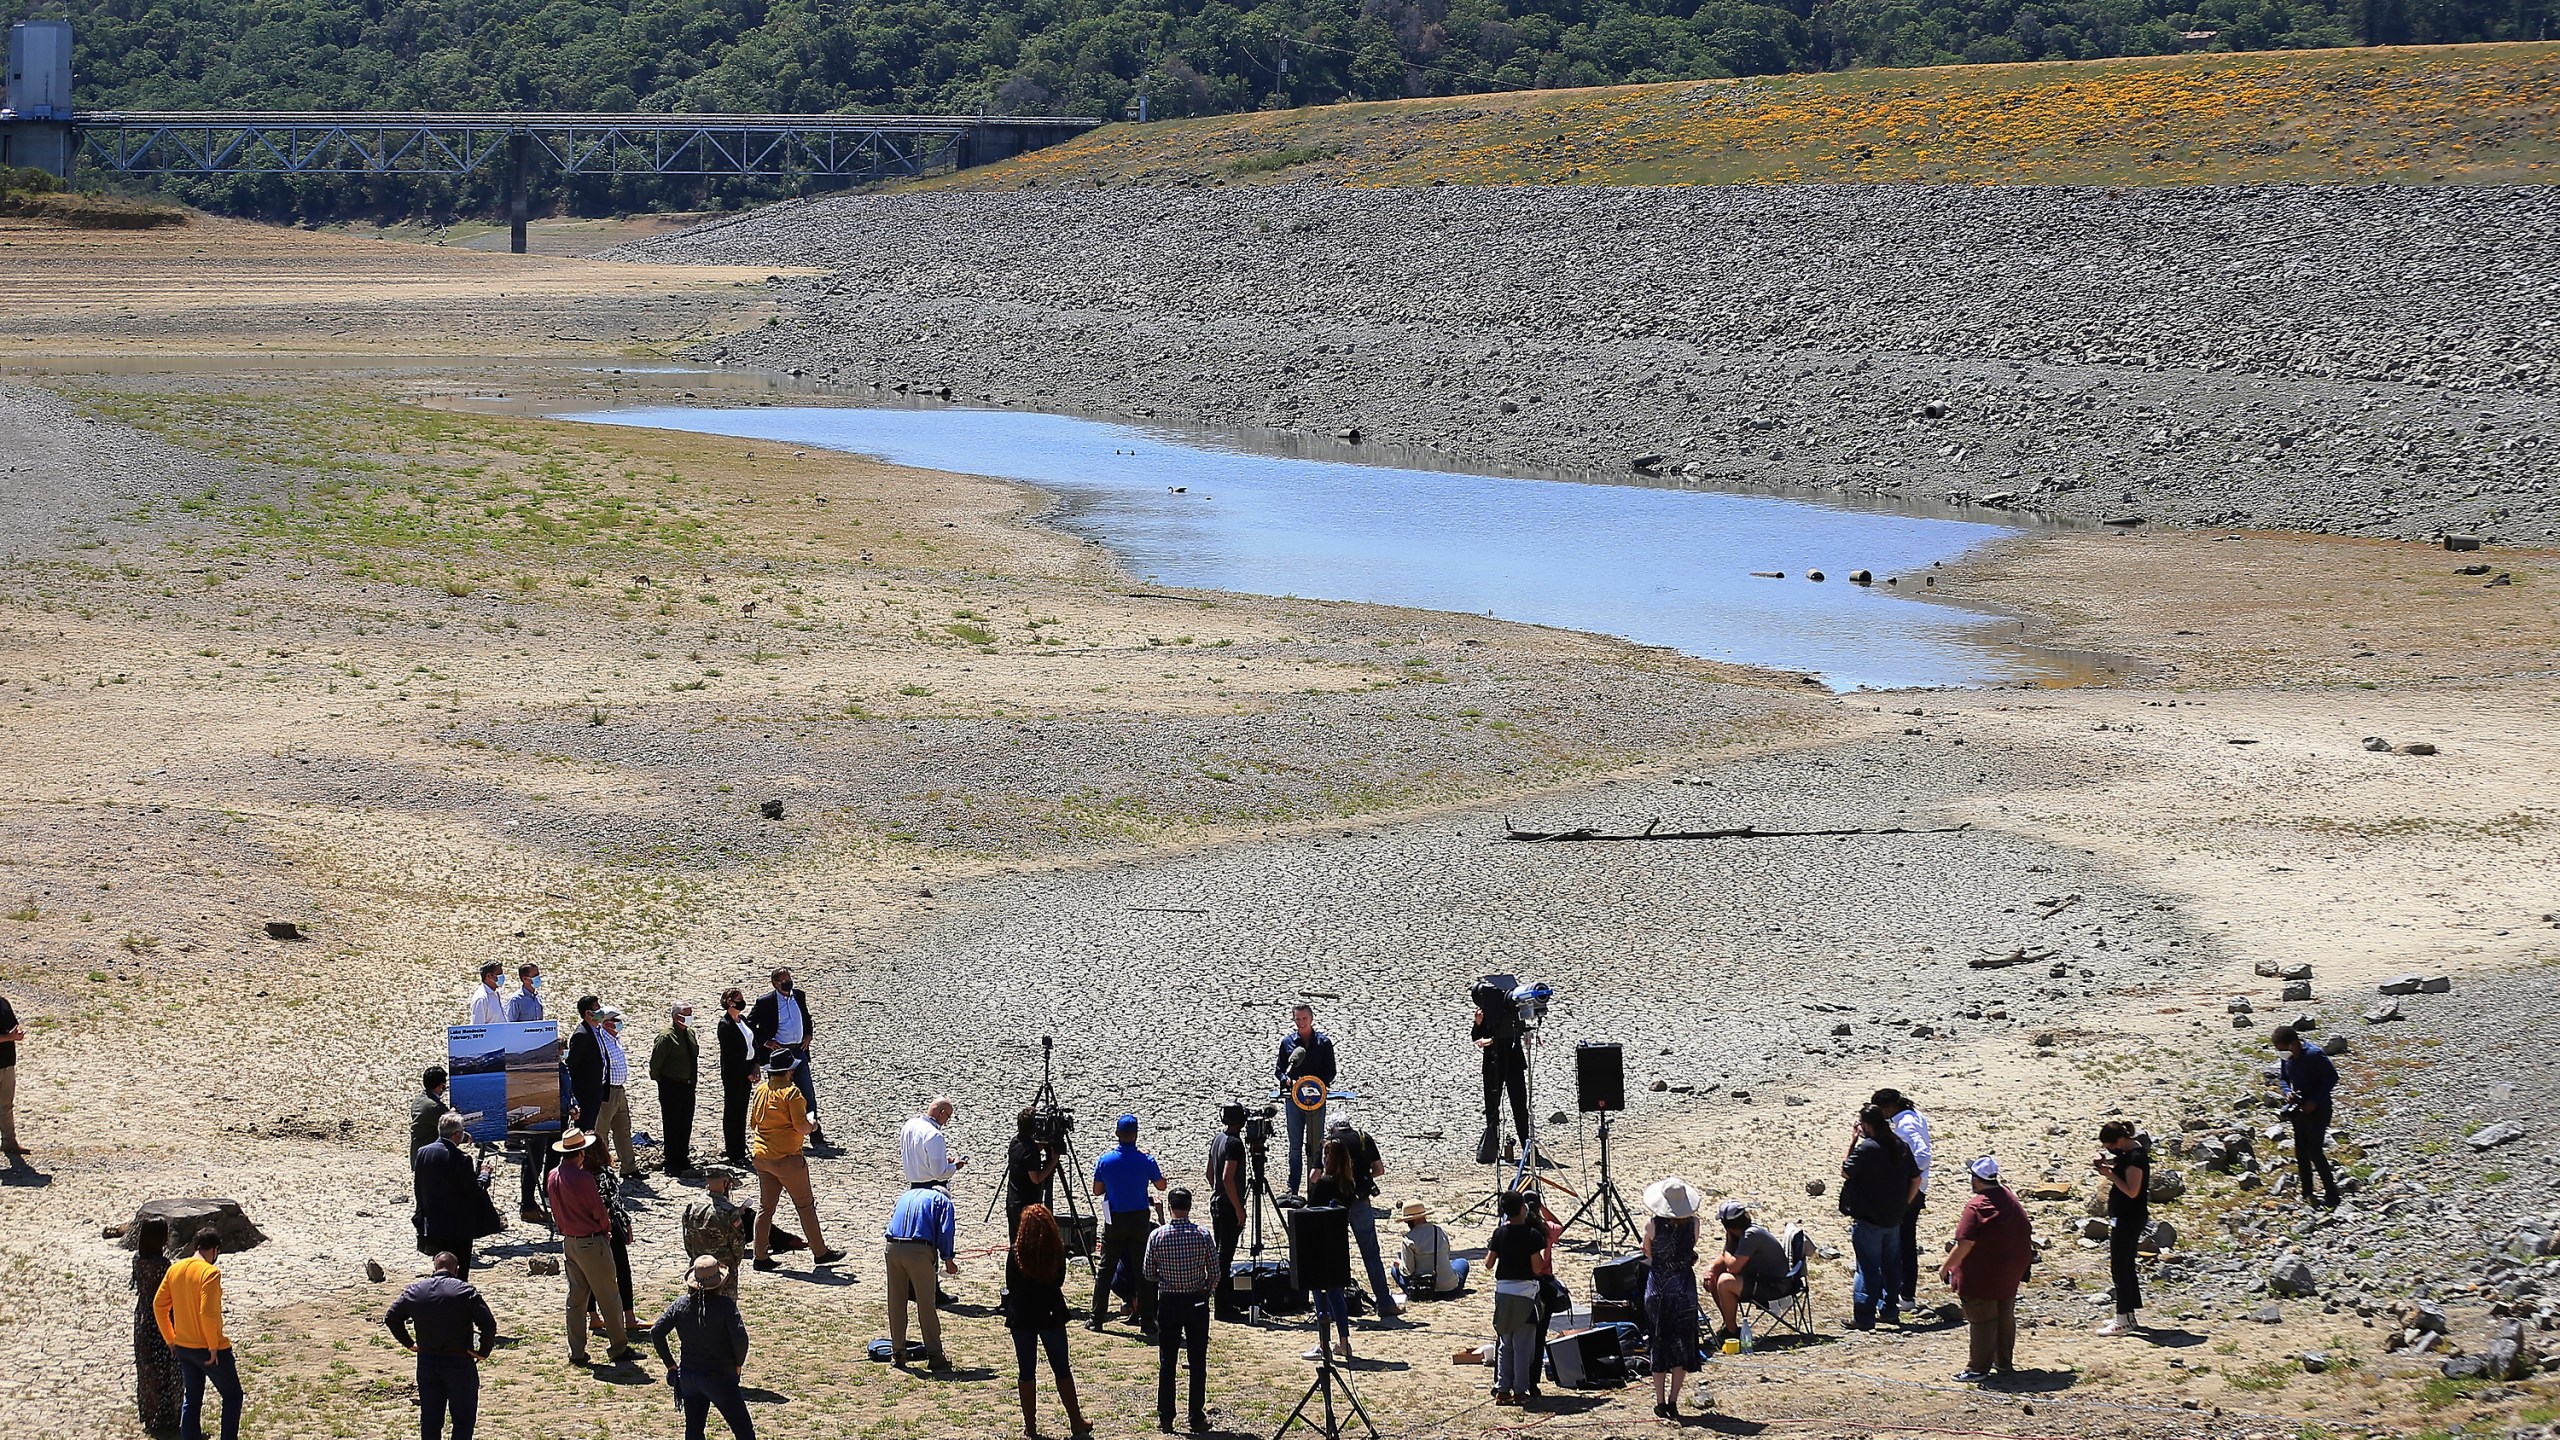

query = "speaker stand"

[
  {"left": 1274, "top": 1342, "right": 1377, "bottom": 1440},
  {"left": 1558, "top": 1112, "right": 1641, "bottom": 1249}
]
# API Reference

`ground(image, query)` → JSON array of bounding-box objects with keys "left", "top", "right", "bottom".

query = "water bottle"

[{"left": 1737, "top": 1316, "right": 1755, "bottom": 1353}]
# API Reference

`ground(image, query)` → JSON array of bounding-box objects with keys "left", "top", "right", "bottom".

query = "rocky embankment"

[{"left": 617, "top": 184, "right": 2560, "bottom": 543}]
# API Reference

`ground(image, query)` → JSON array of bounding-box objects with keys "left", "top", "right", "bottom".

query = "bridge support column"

[{"left": 506, "top": 131, "right": 529, "bottom": 254}]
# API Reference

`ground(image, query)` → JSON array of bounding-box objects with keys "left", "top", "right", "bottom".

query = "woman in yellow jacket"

[
  {"left": 153, "top": 1226, "right": 244, "bottom": 1440},
  {"left": 749, "top": 1058, "right": 843, "bottom": 1272}
]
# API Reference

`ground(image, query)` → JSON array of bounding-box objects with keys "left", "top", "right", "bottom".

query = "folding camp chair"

[{"left": 1744, "top": 1225, "right": 1817, "bottom": 1340}]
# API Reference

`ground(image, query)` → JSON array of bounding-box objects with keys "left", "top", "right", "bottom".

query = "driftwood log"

[
  {"left": 1969, "top": 946, "right": 2060, "bottom": 971},
  {"left": 1501, "top": 818, "right": 1973, "bottom": 843}
]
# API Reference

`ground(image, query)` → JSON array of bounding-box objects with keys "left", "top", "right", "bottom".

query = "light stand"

[
  {"left": 1558, "top": 1110, "right": 1640, "bottom": 1249},
  {"left": 1275, "top": 1343, "right": 1377, "bottom": 1440}
]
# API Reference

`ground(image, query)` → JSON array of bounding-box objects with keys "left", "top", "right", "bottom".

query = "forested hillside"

[{"left": 6, "top": 0, "right": 2549, "bottom": 218}]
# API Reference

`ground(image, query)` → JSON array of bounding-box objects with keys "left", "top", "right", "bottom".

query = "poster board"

[{"left": 445, "top": 1020, "right": 562, "bottom": 1145}]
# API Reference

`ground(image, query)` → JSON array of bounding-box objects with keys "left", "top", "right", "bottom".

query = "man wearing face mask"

[
  {"left": 747, "top": 970, "right": 826, "bottom": 1151},
  {"left": 508, "top": 963, "right": 544, "bottom": 1023}
]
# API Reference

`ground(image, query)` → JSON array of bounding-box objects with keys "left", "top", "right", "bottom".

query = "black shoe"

[
  {"left": 1157, "top": 1420, "right": 1175, "bottom": 1434},
  {"left": 753, "top": 1257, "right": 780, "bottom": 1272},
  {"left": 927, "top": 1356, "right": 952, "bottom": 1372},
  {"left": 814, "top": 1248, "right": 847, "bottom": 1266},
  {"left": 1190, "top": 1415, "right": 1209, "bottom": 1433}
]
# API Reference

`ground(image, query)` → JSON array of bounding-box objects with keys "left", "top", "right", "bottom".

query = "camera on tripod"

[
  {"left": 1032, "top": 1102, "right": 1074, "bottom": 1149},
  {"left": 1472, "top": 973, "right": 1553, "bottom": 1037},
  {"left": 1242, "top": 1103, "right": 1278, "bottom": 1151}
]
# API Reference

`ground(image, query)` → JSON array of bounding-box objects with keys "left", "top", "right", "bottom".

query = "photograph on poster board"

[{"left": 445, "top": 1021, "right": 561, "bottom": 1145}]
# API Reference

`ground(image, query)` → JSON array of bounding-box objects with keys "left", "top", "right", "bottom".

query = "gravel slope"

[{"left": 616, "top": 184, "right": 2560, "bottom": 543}]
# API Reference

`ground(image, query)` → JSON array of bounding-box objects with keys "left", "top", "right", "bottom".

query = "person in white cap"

[
  {"left": 1942, "top": 1157, "right": 2032, "bottom": 1384},
  {"left": 1641, "top": 1177, "right": 1703, "bottom": 1420}
]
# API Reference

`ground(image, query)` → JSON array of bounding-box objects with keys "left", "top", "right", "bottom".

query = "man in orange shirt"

[{"left": 153, "top": 1226, "right": 244, "bottom": 1440}]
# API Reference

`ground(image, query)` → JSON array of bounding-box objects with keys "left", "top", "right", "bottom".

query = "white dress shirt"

[
  {"left": 466, "top": 985, "right": 508, "bottom": 1027},
  {"left": 771, "top": 992, "right": 806, "bottom": 1047},
  {"left": 900, "top": 1114, "right": 957, "bottom": 1184},
  {"left": 1891, "top": 1108, "right": 1933, "bottom": 1194},
  {"left": 599, "top": 1026, "right": 629, "bottom": 1086}
]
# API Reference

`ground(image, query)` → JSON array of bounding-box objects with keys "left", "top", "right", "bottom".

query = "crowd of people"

[{"left": 101, "top": 975, "right": 2353, "bottom": 1440}]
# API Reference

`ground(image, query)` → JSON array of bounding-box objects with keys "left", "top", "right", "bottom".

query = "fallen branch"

[
  {"left": 1501, "top": 818, "right": 1973, "bottom": 843},
  {"left": 1970, "top": 946, "right": 2059, "bottom": 971}
]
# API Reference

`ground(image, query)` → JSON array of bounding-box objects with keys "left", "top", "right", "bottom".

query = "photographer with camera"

[
  {"left": 1007, "top": 1106, "right": 1065, "bottom": 1249},
  {"left": 2091, "top": 1120, "right": 2150, "bottom": 1338},
  {"left": 1207, "top": 1104, "right": 1248, "bottom": 1312},
  {"left": 1472, "top": 981, "right": 1530, "bottom": 1166},
  {"left": 2272, "top": 1026, "right": 2344, "bottom": 1211},
  {"left": 1323, "top": 1116, "right": 1400, "bottom": 1321},
  {"left": 1273, "top": 1004, "right": 1336, "bottom": 1196}
]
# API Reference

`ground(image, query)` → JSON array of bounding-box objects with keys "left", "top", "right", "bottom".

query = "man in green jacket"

[{"left": 651, "top": 1004, "right": 700, "bottom": 1176}]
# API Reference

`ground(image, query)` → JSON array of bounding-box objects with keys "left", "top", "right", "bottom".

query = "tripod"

[
  {"left": 1558, "top": 1111, "right": 1640, "bottom": 1248},
  {"left": 1275, "top": 1342, "right": 1376, "bottom": 1440},
  {"left": 984, "top": 1036, "right": 1094, "bottom": 1271},
  {"left": 1239, "top": 1114, "right": 1285, "bottom": 1323}
]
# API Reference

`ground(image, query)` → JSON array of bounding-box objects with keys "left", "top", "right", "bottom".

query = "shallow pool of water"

[{"left": 568, "top": 404, "right": 2050, "bottom": 691}]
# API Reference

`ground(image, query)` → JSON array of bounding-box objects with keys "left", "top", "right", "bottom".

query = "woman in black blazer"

[{"left": 717, "top": 987, "right": 755, "bottom": 1167}]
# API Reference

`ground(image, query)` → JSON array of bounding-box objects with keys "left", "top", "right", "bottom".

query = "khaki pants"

[
  {"left": 594, "top": 1085, "right": 636, "bottom": 1176},
  {"left": 755, "top": 1153, "right": 824, "bottom": 1258},
  {"left": 1961, "top": 1290, "right": 2017, "bottom": 1375},
  {"left": 884, "top": 1240, "right": 945, "bottom": 1362},
  {"left": 563, "top": 1233, "right": 629, "bottom": 1361},
  {"left": 0, "top": 1063, "right": 16, "bottom": 1147}
]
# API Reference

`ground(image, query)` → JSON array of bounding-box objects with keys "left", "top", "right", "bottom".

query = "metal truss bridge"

[{"left": 33, "top": 110, "right": 1099, "bottom": 248}]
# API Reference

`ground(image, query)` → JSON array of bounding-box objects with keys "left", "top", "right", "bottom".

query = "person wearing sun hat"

[
  {"left": 546, "top": 1126, "right": 638, "bottom": 1367},
  {"left": 1942, "top": 1156, "right": 2032, "bottom": 1385},
  {"left": 1390, "top": 1201, "right": 1466, "bottom": 1299},
  {"left": 1641, "top": 1177, "right": 1704, "bottom": 1420}
]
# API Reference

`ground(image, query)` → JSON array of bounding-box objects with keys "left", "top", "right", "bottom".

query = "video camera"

[
  {"left": 1473, "top": 973, "right": 1554, "bottom": 1039},
  {"left": 1242, "top": 1102, "right": 1279, "bottom": 1152},
  {"left": 1032, "top": 1102, "right": 1074, "bottom": 1149}
]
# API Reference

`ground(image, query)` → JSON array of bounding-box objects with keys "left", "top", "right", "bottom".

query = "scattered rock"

[
  {"left": 759, "top": 799, "right": 785, "bottom": 820},
  {"left": 2282, "top": 980, "right": 2313, "bottom": 1002},
  {"left": 2364, "top": 1000, "right": 2404, "bottom": 1024},
  {"left": 123, "top": 1199, "right": 267, "bottom": 1255},
  {"left": 1804, "top": 1179, "right": 1826, "bottom": 1198},
  {"left": 2267, "top": 1255, "right": 2320, "bottom": 1297},
  {"left": 2398, "top": 742, "right": 2440, "bottom": 756},
  {"left": 1848, "top": 570, "right": 1873, "bottom": 585},
  {"left": 365, "top": 1259, "right": 386, "bottom": 1283},
  {"left": 2378, "top": 975, "right": 2426, "bottom": 996},
  {"left": 2141, "top": 1219, "right": 2178, "bottom": 1250},
  {"left": 263, "top": 920, "right": 304, "bottom": 941},
  {"left": 528, "top": 1256, "right": 562, "bottom": 1276},
  {"left": 2299, "top": 1351, "right": 2328, "bottom": 1373},
  {"left": 2362, "top": 736, "right": 2392, "bottom": 752},
  {"left": 2248, "top": 1304, "right": 2284, "bottom": 1324},
  {"left": 2467, "top": 1120, "right": 2526, "bottom": 1151}
]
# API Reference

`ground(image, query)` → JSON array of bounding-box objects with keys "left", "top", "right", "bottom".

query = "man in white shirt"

[
  {"left": 901, "top": 1098, "right": 966, "bottom": 1186},
  {"left": 596, "top": 1007, "right": 638, "bottom": 1178},
  {"left": 1876, "top": 1087, "right": 1932, "bottom": 1305},
  {"left": 1390, "top": 1201, "right": 1467, "bottom": 1299},
  {"left": 466, "top": 962, "right": 509, "bottom": 1027}
]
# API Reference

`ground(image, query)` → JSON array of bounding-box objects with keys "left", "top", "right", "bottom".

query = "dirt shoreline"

[{"left": 2, "top": 215, "right": 2557, "bottom": 1440}]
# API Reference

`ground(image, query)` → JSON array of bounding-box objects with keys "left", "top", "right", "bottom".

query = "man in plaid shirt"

[{"left": 1143, "top": 1188, "right": 1220, "bottom": 1432}]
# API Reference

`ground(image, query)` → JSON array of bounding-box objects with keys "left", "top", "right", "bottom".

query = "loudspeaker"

[
  {"left": 1227, "top": 1261, "right": 1305, "bottom": 1316},
  {"left": 1291, "top": 1204, "right": 1352, "bottom": 1291},
  {"left": 1058, "top": 1212, "right": 1097, "bottom": 1259},
  {"left": 1576, "top": 1042, "right": 1625, "bottom": 1113},
  {"left": 1590, "top": 1252, "right": 1645, "bottom": 1302}
]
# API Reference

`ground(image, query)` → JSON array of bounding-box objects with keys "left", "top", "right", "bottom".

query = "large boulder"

[
  {"left": 2267, "top": 1254, "right": 2320, "bottom": 1298},
  {"left": 123, "top": 1199, "right": 267, "bottom": 1256}
]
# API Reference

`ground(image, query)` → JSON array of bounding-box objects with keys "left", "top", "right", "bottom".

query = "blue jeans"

[
  {"left": 1311, "top": 1287, "right": 1349, "bottom": 1349},
  {"left": 177, "top": 1346, "right": 243, "bottom": 1440},
  {"left": 1345, "top": 1197, "right": 1396, "bottom": 1313},
  {"left": 415, "top": 1354, "right": 478, "bottom": 1440},
  {"left": 679, "top": 1368, "right": 756, "bottom": 1440},
  {"left": 1285, "top": 1102, "right": 1324, "bottom": 1192},
  {"left": 1850, "top": 1219, "right": 1904, "bottom": 1325}
]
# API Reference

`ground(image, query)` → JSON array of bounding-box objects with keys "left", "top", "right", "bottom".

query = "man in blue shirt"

[
  {"left": 883, "top": 1183, "right": 958, "bottom": 1369},
  {"left": 2272, "top": 1026, "right": 2343, "bottom": 1210},
  {"left": 1090, "top": 1113, "right": 1167, "bottom": 1335},
  {"left": 1274, "top": 1004, "right": 1337, "bottom": 1196}
]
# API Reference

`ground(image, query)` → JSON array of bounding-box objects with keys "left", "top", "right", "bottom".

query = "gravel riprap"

[{"left": 613, "top": 184, "right": 2560, "bottom": 543}]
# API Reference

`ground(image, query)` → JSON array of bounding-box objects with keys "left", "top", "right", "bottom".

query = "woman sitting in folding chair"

[{"left": 1704, "top": 1201, "right": 1798, "bottom": 1346}]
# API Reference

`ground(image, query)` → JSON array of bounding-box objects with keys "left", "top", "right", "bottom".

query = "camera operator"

[
  {"left": 1273, "top": 1003, "right": 1336, "bottom": 1197},
  {"left": 1207, "top": 1104, "right": 1248, "bottom": 1313},
  {"left": 1006, "top": 1107, "right": 1063, "bottom": 1248},
  {"left": 1324, "top": 1116, "right": 1400, "bottom": 1320},
  {"left": 1471, "top": 983, "right": 1529, "bottom": 1166}
]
